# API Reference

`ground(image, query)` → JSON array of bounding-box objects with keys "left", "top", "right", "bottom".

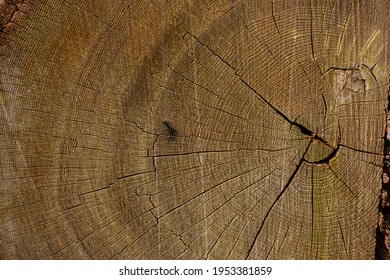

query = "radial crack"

[
  {"left": 271, "top": 1, "right": 280, "bottom": 34},
  {"left": 309, "top": 1, "right": 315, "bottom": 60},
  {"left": 245, "top": 142, "right": 311, "bottom": 259},
  {"left": 181, "top": 26, "right": 335, "bottom": 149}
]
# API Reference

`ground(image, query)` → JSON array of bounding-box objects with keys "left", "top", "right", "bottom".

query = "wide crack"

[{"left": 375, "top": 80, "right": 390, "bottom": 259}]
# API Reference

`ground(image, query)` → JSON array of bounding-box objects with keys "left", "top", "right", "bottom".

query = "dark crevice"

[
  {"left": 0, "top": 1, "right": 23, "bottom": 34},
  {"left": 375, "top": 79, "right": 390, "bottom": 259},
  {"left": 240, "top": 77, "right": 334, "bottom": 148},
  {"left": 184, "top": 27, "right": 316, "bottom": 137},
  {"left": 292, "top": 121, "right": 312, "bottom": 136},
  {"left": 382, "top": 207, "right": 390, "bottom": 216},
  {"left": 375, "top": 227, "right": 385, "bottom": 259},
  {"left": 239, "top": 78, "right": 338, "bottom": 154}
]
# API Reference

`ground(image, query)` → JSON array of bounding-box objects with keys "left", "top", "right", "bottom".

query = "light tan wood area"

[{"left": 0, "top": 0, "right": 389, "bottom": 259}]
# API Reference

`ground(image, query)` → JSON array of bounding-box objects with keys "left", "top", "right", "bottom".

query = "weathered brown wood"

[
  {"left": 0, "top": 0, "right": 389, "bottom": 259},
  {"left": 377, "top": 89, "right": 390, "bottom": 259}
]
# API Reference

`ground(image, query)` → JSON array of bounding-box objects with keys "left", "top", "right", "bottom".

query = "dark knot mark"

[{"left": 163, "top": 121, "right": 176, "bottom": 137}]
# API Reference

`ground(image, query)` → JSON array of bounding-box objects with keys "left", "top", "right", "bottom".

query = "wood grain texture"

[{"left": 0, "top": 0, "right": 389, "bottom": 259}]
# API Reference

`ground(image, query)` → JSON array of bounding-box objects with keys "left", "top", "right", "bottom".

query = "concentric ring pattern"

[{"left": 0, "top": 0, "right": 388, "bottom": 259}]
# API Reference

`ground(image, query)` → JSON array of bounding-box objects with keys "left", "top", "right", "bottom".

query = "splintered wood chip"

[{"left": 0, "top": 0, "right": 388, "bottom": 259}]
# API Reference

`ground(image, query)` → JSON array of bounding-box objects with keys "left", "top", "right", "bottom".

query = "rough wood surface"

[
  {"left": 377, "top": 90, "right": 390, "bottom": 259},
  {"left": 0, "top": 0, "right": 389, "bottom": 259}
]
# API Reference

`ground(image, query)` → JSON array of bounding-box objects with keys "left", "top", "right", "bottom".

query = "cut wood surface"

[{"left": 0, "top": 0, "right": 389, "bottom": 259}]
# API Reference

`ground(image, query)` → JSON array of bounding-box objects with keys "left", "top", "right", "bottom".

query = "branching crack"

[
  {"left": 240, "top": 76, "right": 338, "bottom": 156},
  {"left": 124, "top": 119, "right": 158, "bottom": 136},
  {"left": 245, "top": 142, "right": 312, "bottom": 259},
  {"left": 0, "top": 1, "right": 23, "bottom": 33},
  {"left": 169, "top": 229, "right": 190, "bottom": 250}
]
